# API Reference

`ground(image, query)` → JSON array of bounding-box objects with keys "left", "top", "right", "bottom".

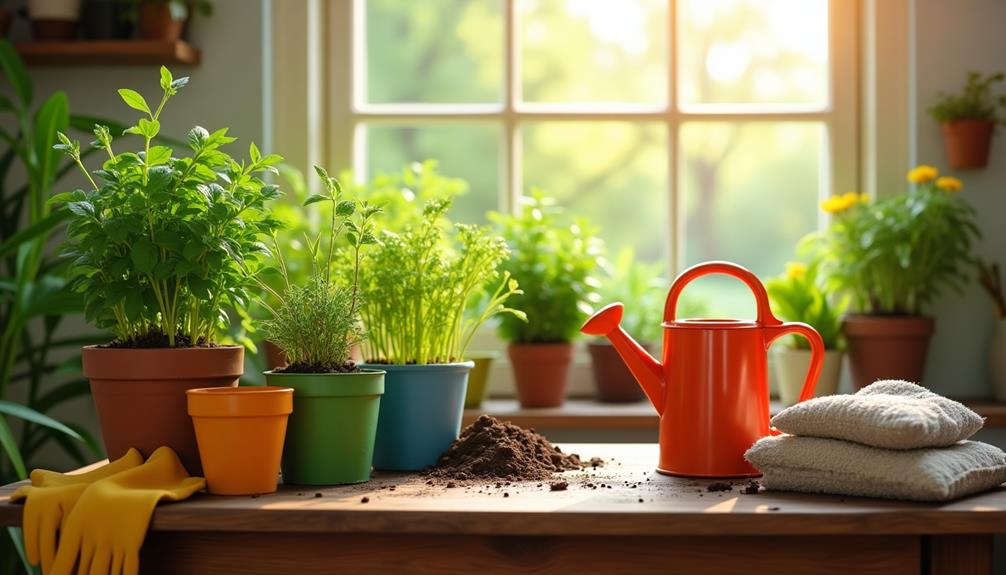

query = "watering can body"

[{"left": 582, "top": 261, "right": 825, "bottom": 478}]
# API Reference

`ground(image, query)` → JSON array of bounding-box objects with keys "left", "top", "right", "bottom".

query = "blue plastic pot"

[{"left": 363, "top": 362, "right": 473, "bottom": 471}]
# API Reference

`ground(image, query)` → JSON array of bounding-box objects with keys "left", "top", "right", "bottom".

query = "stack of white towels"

[{"left": 745, "top": 380, "right": 1006, "bottom": 502}]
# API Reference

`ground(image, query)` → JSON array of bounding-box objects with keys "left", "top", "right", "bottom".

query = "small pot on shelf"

[
  {"left": 588, "top": 340, "right": 647, "bottom": 403},
  {"left": 508, "top": 343, "right": 573, "bottom": 408},
  {"left": 137, "top": 0, "right": 185, "bottom": 41},
  {"left": 772, "top": 347, "right": 843, "bottom": 406},
  {"left": 843, "top": 315, "right": 934, "bottom": 390},
  {"left": 187, "top": 386, "right": 293, "bottom": 495},
  {"left": 28, "top": 0, "right": 81, "bottom": 41},
  {"left": 941, "top": 120, "right": 995, "bottom": 170},
  {"left": 463, "top": 351, "right": 499, "bottom": 409}
]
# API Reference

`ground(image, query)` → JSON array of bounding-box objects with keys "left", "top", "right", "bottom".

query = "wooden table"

[{"left": 2, "top": 444, "right": 1004, "bottom": 574}]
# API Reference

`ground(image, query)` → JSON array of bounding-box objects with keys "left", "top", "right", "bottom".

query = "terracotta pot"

[
  {"left": 941, "top": 120, "right": 994, "bottom": 170},
  {"left": 588, "top": 340, "right": 647, "bottom": 403},
  {"left": 82, "top": 346, "right": 243, "bottom": 475},
  {"left": 508, "top": 343, "right": 573, "bottom": 408},
  {"left": 28, "top": 0, "right": 80, "bottom": 40},
  {"left": 990, "top": 318, "right": 1006, "bottom": 402},
  {"left": 772, "top": 348, "right": 843, "bottom": 406},
  {"left": 138, "top": 2, "right": 184, "bottom": 41},
  {"left": 843, "top": 315, "right": 934, "bottom": 390},
  {"left": 463, "top": 351, "right": 499, "bottom": 409},
  {"left": 187, "top": 386, "right": 293, "bottom": 495}
]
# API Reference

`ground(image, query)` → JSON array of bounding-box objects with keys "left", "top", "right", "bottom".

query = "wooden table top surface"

[{"left": 3, "top": 444, "right": 1006, "bottom": 537}]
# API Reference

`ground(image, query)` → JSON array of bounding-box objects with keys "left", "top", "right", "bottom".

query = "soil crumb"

[
  {"left": 429, "top": 415, "right": 594, "bottom": 481},
  {"left": 360, "top": 497, "right": 369, "bottom": 503},
  {"left": 707, "top": 482, "right": 733, "bottom": 492},
  {"left": 550, "top": 481, "right": 569, "bottom": 492},
  {"left": 740, "top": 481, "right": 760, "bottom": 495}
]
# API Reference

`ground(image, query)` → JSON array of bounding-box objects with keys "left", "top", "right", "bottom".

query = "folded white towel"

[
  {"left": 745, "top": 434, "right": 1006, "bottom": 502},
  {"left": 771, "top": 379, "right": 984, "bottom": 450}
]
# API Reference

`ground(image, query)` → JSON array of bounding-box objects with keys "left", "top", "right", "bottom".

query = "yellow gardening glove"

[
  {"left": 9, "top": 449, "right": 144, "bottom": 573},
  {"left": 49, "top": 446, "right": 204, "bottom": 575}
]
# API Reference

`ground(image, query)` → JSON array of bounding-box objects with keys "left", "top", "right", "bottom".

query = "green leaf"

[
  {"left": 183, "top": 240, "right": 203, "bottom": 260},
  {"left": 0, "top": 39, "right": 32, "bottom": 107},
  {"left": 146, "top": 145, "right": 172, "bottom": 165},
  {"left": 336, "top": 200, "right": 356, "bottom": 217},
  {"left": 66, "top": 201, "right": 95, "bottom": 218},
  {"left": 0, "top": 401, "right": 82, "bottom": 441},
  {"left": 0, "top": 416, "right": 26, "bottom": 479},
  {"left": 159, "top": 65, "right": 173, "bottom": 92},
  {"left": 304, "top": 194, "right": 330, "bottom": 206},
  {"left": 34, "top": 92, "right": 70, "bottom": 189},
  {"left": 131, "top": 239, "right": 157, "bottom": 273},
  {"left": 188, "top": 276, "right": 211, "bottom": 299},
  {"left": 118, "top": 88, "right": 151, "bottom": 115},
  {"left": 138, "top": 118, "right": 160, "bottom": 139},
  {"left": 249, "top": 142, "right": 261, "bottom": 163},
  {"left": 124, "top": 288, "right": 144, "bottom": 316}
]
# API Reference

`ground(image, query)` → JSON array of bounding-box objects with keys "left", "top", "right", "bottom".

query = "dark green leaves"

[
  {"left": 131, "top": 239, "right": 157, "bottom": 273},
  {"left": 304, "top": 194, "right": 330, "bottom": 206},
  {"left": 118, "top": 89, "right": 151, "bottom": 116},
  {"left": 0, "top": 39, "right": 31, "bottom": 107}
]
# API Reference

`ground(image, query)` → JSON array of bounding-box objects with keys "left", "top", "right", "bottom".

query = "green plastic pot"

[
  {"left": 463, "top": 351, "right": 500, "bottom": 409},
  {"left": 264, "top": 369, "right": 385, "bottom": 485}
]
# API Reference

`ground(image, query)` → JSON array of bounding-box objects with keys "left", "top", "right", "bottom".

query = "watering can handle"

[
  {"left": 664, "top": 261, "right": 779, "bottom": 325},
  {"left": 765, "top": 322, "right": 825, "bottom": 436}
]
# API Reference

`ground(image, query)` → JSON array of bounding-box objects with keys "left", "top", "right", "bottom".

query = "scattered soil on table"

[
  {"left": 428, "top": 415, "right": 599, "bottom": 482},
  {"left": 706, "top": 482, "right": 732, "bottom": 492},
  {"left": 740, "top": 481, "right": 760, "bottom": 495},
  {"left": 273, "top": 362, "right": 358, "bottom": 374},
  {"left": 550, "top": 481, "right": 568, "bottom": 492},
  {"left": 360, "top": 496, "right": 369, "bottom": 503}
]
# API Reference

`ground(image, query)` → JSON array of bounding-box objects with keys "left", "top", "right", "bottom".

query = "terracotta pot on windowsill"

[
  {"left": 588, "top": 340, "right": 647, "bottom": 403},
  {"left": 509, "top": 342, "right": 573, "bottom": 408},
  {"left": 843, "top": 315, "right": 934, "bottom": 390},
  {"left": 941, "top": 120, "right": 995, "bottom": 170}
]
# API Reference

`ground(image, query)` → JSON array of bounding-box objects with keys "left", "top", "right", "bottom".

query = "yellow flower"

[
  {"left": 821, "top": 193, "right": 857, "bottom": 214},
  {"left": 907, "top": 165, "right": 939, "bottom": 184},
  {"left": 858, "top": 192, "right": 870, "bottom": 204},
  {"left": 785, "top": 262, "right": 807, "bottom": 280},
  {"left": 936, "top": 176, "right": 963, "bottom": 193}
]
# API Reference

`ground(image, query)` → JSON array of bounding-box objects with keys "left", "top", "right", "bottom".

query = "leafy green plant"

[
  {"left": 491, "top": 191, "right": 602, "bottom": 344},
  {"left": 54, "top": 67, "right": 282, "bottom": 347},
  {"left": 766, "top": 261, "right": 847, "bottom": 350},
  {"left": 806, "top": 166, "right": 980, "bottom": 316},
  {"left": 361, "top": 198, "right": 523, "bottom": 364},
  {"left": 929, "top": 71, "right": 1006, "bottom": 124},
  {"left": 261, "top": 168, "right": 381, "bottom": 371}
]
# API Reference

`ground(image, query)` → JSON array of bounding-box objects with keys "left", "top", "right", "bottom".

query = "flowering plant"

[
  {"left": 766, "top": 261, "right": 847, "bottom": 350},
  {"left": 806, "top": 165, "right": 979, "bottom": 316}
]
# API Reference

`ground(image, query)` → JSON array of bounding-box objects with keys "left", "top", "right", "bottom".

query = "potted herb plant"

[
  {"left": 766, "top": 261, "right": 847, "bottom": 405},
  {"left": 261, "top": 167, "right": 386, "bottom": 485},
  {"left": 810, "top": 174, "right": 980, "bottom": 390},
  {"left": 360, "top": 199, "right": 523, "bottom": 471},
  {"left": 27, "top": 0, "right": 81, "bottom": 40},
  {"left": 589, "top": 248, "right": 662, "bottom": 403},
  {"left": 978, "top": 260, "right": 1006, "bottom": 400},
  {"left": 491, "top": 191, "right": 602, "bottom": 408},
  {"left": 53, "top": 67, "right": 283, "bottom": 474},
  {"left": 929, "top": 71, "right": 1006, "bottom": 170}
]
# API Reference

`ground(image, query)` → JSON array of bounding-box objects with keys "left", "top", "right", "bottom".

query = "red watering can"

[{"left": 581, "top": 261, "right": 824, "bottom": 477}]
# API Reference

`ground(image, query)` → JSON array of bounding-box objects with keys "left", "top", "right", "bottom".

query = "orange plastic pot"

[{"left": 187, "top": 386, "right": 293, "bottom": 495}]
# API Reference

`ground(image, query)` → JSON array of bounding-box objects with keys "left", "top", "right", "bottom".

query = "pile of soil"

[{"left": 429, "top": 415, "right": 592, "bottom": 481}]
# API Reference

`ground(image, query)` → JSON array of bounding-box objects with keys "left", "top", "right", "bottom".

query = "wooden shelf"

[
  {"left": 465, "top": 398, "right": 1006, "bottom": 430},
  {"left": 15, "top": 40, "right": 200, "bottom": 66}
]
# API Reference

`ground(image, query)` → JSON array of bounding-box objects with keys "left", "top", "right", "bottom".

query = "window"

[{"left": 329, "top": 0, "right": 857, "bottom": 317}]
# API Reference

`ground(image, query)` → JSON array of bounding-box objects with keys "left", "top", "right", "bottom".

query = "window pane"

[
  {"left": 365, "top": 0, "right": 503, "bottom": 104},
  {"left": 522, "top": 122, "right": 668, "bottom": 263},
  {"left": 364, "top": 123, "right": 500, "bottom": 224},
  {"left": 519, "top": 0, "right": 668, "bottom": 104},
  {"left": 677, "top": 0, "right": 828, "bottom": 108},
  {"left": 679, "top": 122, "right": 824, "bottom": 318}
]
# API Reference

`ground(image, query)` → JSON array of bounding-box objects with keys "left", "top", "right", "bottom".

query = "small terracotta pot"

[
  {"left": 773, "top": 348, "right": 843, "bottom": 406},
  {"left": 83, "top": 346, "right": 243, "bottom": 475},
  {"left": 138, "top": 2, "right": 184, "bottom": 41},
  {"left": 941, "top": 120, "right": 994, "bottom": 170},
  {"left": 463, "top": 351, "right": 500, "bottom": 409},
  {"left": 990, "top": 318, "right": 1006, "bottom": 402},
  {"left": 843, "top": 315, "right": 934, "bottom": 390},
  {"left": 588, "top": 340, "right": 647, "bottom": 402},
  {"left": 188, "top": 386, "right": 293, "bottom": 495},
  {"left": 508, "top": 343, "right": 573, "bottom": 408}
]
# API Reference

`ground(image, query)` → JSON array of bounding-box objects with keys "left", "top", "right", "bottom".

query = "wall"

[{"left": 913, "top": 0, "right": 1006, "bottom": 398}]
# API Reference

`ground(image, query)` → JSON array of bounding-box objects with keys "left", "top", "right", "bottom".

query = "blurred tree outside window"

[{"left": 355, "top": 0, "right": 838, "bottom": 318}]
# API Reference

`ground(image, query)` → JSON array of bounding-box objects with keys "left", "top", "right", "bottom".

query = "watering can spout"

[{"left": 581, "top": 303, "right": 665, "bottom": 414}]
